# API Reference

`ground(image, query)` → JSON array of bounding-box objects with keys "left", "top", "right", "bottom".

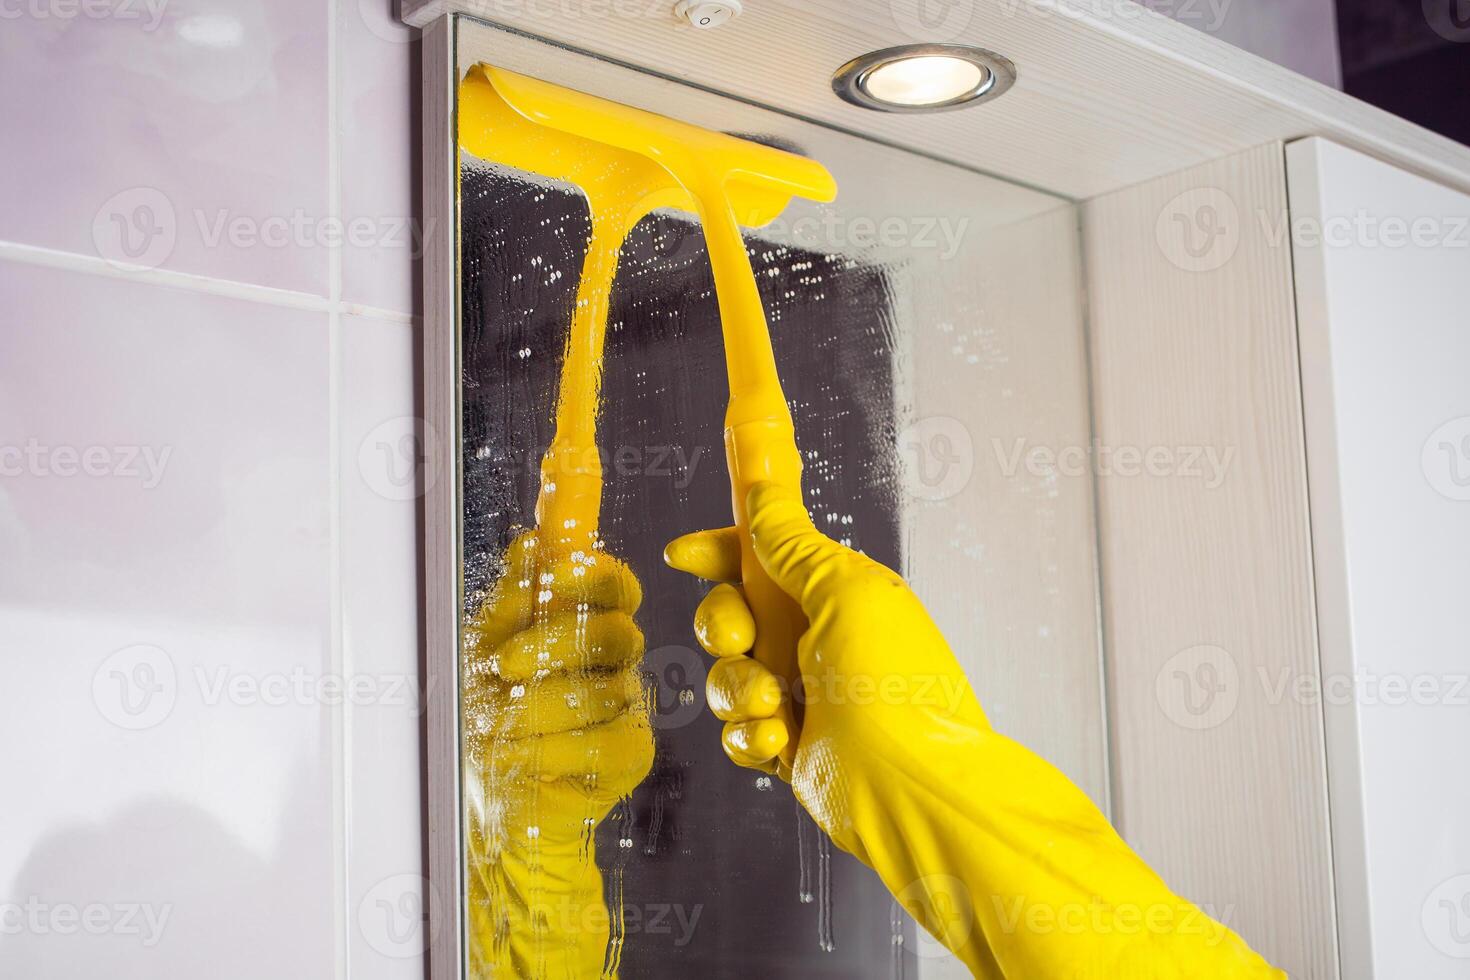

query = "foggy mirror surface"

[{"left": 460, "top": 158, "right": 903, "bottom": 976}]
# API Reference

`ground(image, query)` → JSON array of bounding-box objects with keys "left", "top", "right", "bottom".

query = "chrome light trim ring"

[{"left": 832, "top": 43, "right": 1017, "bottom": 113}]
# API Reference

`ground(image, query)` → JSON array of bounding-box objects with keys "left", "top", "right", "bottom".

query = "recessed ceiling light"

[{"left": 832, "top": 44, "right": 1016, "bottom": 113}]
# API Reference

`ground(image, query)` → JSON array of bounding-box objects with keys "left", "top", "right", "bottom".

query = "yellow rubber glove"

[
  {"left": 463, "top": 531, "right": 655, "bottom": 979},
  {"left": 665, "top": 483, "right": 1285, "bottom": 979}
]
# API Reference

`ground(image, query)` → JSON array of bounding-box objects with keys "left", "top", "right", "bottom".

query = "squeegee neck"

[
  {"left": 534, "top": 208, "right": 628, "bottom": 554},
  {"left": 694, "top": 186, "right": 793, "bottom": 431}
]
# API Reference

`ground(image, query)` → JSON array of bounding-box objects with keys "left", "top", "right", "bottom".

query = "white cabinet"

[
  {"left": 1081, "top": 137, "right": 1470, "bottom": 977},
  {"left": 1288, "top": 137, "right": 1470, "bottom": 979}
]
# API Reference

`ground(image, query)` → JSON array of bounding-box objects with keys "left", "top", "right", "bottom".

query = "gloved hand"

[
  {"left": 463, "top": 530, "right": 654, "bottom": 979},
  {"left": 666, "top": 482, "right": 1285, "bottom": 979}
]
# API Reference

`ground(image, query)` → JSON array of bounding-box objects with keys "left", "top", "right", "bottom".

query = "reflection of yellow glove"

[
  {"left": 666, "top": 483, "right": 1284, "bottom": 979},
  {"left": 463, "top": 531, "right": 654, "bottom": 979}
]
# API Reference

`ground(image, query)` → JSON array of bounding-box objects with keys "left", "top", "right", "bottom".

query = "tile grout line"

[
  {"left": 0, "top": 239, "right": 417, "bottom": 326},
  {"left": 327, "top": 0, "right": 350, "bottom": 977}
]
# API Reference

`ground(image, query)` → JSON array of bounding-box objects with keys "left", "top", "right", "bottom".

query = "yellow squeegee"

[{"left": 460, "top": 64, "right": 837, "bottom": 772}]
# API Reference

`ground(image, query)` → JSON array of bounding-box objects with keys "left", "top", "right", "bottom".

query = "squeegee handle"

[
  {"left": 726, "top": 417, "right": 809, "bottom": 773},
  {"left": 696, "top": 184, "right": 813, "bottom": 773}
]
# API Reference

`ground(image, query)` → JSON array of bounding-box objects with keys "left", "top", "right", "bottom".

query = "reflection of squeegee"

[{"left": 457, "top": 64, "right": 837, "bottom": 771}]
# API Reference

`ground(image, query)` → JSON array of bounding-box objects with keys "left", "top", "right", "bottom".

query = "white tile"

[
  {"left": 339, "top": 313, "right": 427, "bottom": 974},
  {"left": 0, "top": 260, "right": 335, "bottom": 976},
  {"left": 340, "top": 0, "right": 421, "bottom": 316},
  {"left": 0, "top": 0, "right": 330, "bottom": 295}
]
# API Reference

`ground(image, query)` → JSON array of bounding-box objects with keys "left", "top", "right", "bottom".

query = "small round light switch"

[{"left": 674, "top": 0, "right": 743, "bottom": 29}]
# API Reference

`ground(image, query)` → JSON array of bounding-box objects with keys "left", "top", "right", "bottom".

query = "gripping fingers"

[
  {"left": 500, "top": 710, "right": 655, "bottom": 790},
  {"left": 667, "top": 523, "right": 796, "bottom": 774},
  {"left": 694, "top": 583, "right": 756, "bottom": 657},
  {"left": 721, "top": 718, "right": 790, "bottom": 769},
  {"left": 664, "top": 526, "right": 742, "bottom": 583},
  {"left": 544, "top": 553, "right": 642, "bottom": 615},
  {"left": 465, "top": 552, "right": 641, "bottom": 657},
  {"left": 480, "top": 668, "right": 644, "bottom": 740},
  {"left": 706, "top": 656, "right": 784, "bottom": 722},
  {"left": 492, "top": 610, "right": 644, "bottom": 680}
]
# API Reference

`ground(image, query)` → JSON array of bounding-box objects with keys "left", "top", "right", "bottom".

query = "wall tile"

[
  {"left": 340, "top": 0, "right": 420, "bottom": 316},
  {"left": 0, "top": 261, "right": 336, "bottom": 976},
  {"left": 339, "top": 312, "right": 428, "bottom": 974},
  {"left": 0, "top": 0, "right": 330, "bottom": 295}
]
